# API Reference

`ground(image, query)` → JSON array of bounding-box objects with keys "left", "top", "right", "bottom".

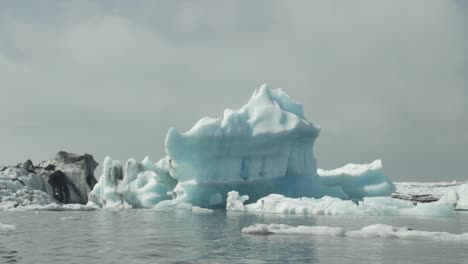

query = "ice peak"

[
  {"left": 253, "top": 83, "right": 272, "bottom": 99},
  {"left": 247, "top": 83, "right": 306, "bottom": 119}
]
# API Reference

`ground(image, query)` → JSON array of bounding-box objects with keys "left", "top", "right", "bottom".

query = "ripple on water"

[{"left": 0, "top": 210, "right": 468, "bottom": 263}]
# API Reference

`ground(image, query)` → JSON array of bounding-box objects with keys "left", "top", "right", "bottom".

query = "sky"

[{"left": 0, "top": 0, "right": 466, "bottom": 182}]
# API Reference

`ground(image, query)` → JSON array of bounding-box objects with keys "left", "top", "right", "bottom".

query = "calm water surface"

[{"left": 1, "top": 210, "right": 467, "bottom": 263}]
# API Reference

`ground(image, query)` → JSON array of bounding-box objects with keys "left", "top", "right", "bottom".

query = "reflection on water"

[{"left": 1, "top": 210, "right": 467, "bottom": 263}]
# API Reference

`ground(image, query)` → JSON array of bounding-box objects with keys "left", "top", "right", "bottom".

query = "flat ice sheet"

[
  {"left": 242, "top": 223, "right": 468, "bottom": 242},
  {"left": 227, "top": 191, "right": 455, "bottom": 217}
]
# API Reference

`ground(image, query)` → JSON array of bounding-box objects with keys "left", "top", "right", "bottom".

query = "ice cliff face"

[{"left": 165, "top": 84, "right": 320, "bottom": 182}]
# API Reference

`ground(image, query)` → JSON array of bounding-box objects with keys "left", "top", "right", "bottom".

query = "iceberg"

[
  {"left": 87, "top": 84, "right": 404, "bottom": 210},
  {"left": 87, "top": 157, "right": 171, "bottom": 209},
  {"left": 0, "top": 151, "right": 98, "bottom": 210},
  {"left": 164, "top": 84, "right": 346, "bottom": 207},
  {"left": 242, "top": 223, "right": 468, "bottom": 242},
  {"left": 88, "top": 84, "right": 357, "bottom": 209}
]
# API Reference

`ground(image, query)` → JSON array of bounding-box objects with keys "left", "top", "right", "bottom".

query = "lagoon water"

[{"left": 1, "top": 210, "right": 468, "bottom": 264}]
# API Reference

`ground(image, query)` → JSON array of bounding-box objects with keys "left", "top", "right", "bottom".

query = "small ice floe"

[
  {"left": 153, "top": 200, "right": 214, "bottom": 214},
  {"left": 242, "top": 223, "right": 468, "bottom": 242},
  {"left": 227, "top": 191, "right": 455, "bottom": 217},
  {"left": 191, "top": 206, "right": 214, "bottom": 214},
  {"left": 0, "top": 223, "right": 16, "bottom": 232}
]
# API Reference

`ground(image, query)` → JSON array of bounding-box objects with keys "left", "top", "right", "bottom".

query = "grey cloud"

[{"left": 0, "top": 0, "right": 466, "bottom": 181}]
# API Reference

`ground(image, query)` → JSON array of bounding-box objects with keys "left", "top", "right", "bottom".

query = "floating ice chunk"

[
  {"left": 226, "top": 191, "right": 250, "bottom": 211},
  {"left": 243, "top": 223, "right": 468, "bottom": 242},
  {"left": 0, "top": 223, "right": 16, "bottom": 231},
  {"left": 354, "top": 224, "right": 468, "bottom": 241},
  {"left": 24, "top": 203, "right": 97, "bottom": 211},
  {"left": 454, "top": 184, "right": 468, "bottom": 209},
  {"left": 394, "top": 182, "right": 468, "bottom": 210},
  {"left": 318, "top": 160, "right": 395, "bottom": 199},
  {"left": 242, "top": 224, "right": 345, "bottom": 236},
  {"left": 153, "top": 200, "right": 214, "bottom": 214},
  {"left": 88, "top": 157, "right": 171, "bottom": 209},
  {"left": 393, "top": 181, "right": 463, "bottom": 203},
  {"left": 227, "top": 191, "right": 454, "bottom": 217},
  {"left": 192, "top": 206, "right": 214, "bottom": 214}
]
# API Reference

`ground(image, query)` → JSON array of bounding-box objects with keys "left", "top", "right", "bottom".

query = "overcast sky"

[{"left": 0, "top": 0, "right": 466, "bottom": 182}]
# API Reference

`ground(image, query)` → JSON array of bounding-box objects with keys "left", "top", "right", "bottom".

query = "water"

[{"left": 1, "top": 210, "right": 468, "bottom": 264}]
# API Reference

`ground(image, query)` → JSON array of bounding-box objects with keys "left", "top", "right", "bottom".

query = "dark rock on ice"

[
  {"left": 48, "top": 170, "right": 71, "bottom": 203},
  {"left": 1, "top": 151, "right": 99, "bottom": 205}
]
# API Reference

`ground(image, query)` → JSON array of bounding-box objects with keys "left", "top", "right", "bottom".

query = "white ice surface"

[
  {"left": 455, "top": 184, "right": 468, "bottom": 209},
  {"left": 394, "top": 182, "right": 468, "bottom": 210},
  {"left": 318, "top": 160, "right": 395, "bottom": 199},
  {"left": 242, "top": 223, "right": 468, "bottom": 242},
  {"left": 87, "top": 157, "right": 171, "bottom": 209},
  {"left": 227, "top": 191, "right": 454, "bottom": 217},
  {"left": 0, "top": 223, "right": 16, "bottom": 231},
  {"left": 152, "top": 200, "right": 214, "bottom": 214},
  {"left": 1, "top": 167, "right": 57, "bottom": 209},
  {"left": 90, "top": 85, "right": 376, "bottom": 209}
]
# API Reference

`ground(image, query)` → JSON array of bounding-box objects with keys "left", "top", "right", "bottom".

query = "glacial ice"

[
  {"left": 242, "top": 223, "right": 468, "bottom": 242},
  {"left": 164, "top": 84, "right": 348, "bottom": 207},
  {"left": 2, "top": 84, "right": 464, "bottom": 218},
  {"left": 85, "top": 84, "right": 460, "bottom": 217},
  {"left": 317, "top": 160, "right": 395, "bottom": 199},
  {"left": 0, "top": 152, "right": 99, "bottom": 210},
  {"left": 87, "top": 84, "right": 353, "bottom": 209},
  {"left": 242, "top": 223, "right": 345, "bottom": 236},
  {"left": 393, "top": 182, "right": 468, "bottom": 210},
  {"left": 0, "top": 167, "right": 57, "bottom": 209},
  {"left": 227, "top": 191, "right": 454, "bottom": 217},
  {"left": 0, "top": 223, "right": 16, "bottom": 232},
  {"left": 455, "top": 184, "right": 468, "bottom": 209},
  {"left": 87, "top": 157, "right": 171, "bottom": 209}
]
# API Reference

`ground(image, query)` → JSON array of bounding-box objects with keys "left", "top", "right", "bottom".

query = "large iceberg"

[
  {"left": 89, "top": 84, "right": 351, "bottom": 208},
  {"left": 88, "top": 84, "right": 402, "bottom": 210},
  {"left": 164, "top": 84, "right": 348, "bottom": 207}
]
